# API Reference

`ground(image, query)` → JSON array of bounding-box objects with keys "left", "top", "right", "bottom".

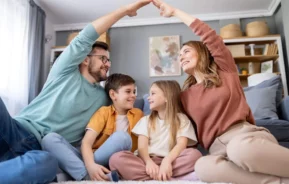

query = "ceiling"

[{"left": 36, "top": 0, "right": 281, "bottom": 31}]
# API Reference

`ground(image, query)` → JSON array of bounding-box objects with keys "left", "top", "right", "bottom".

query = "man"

[{"left": 0, "top": 0, "right": 151, "bottom": 183}]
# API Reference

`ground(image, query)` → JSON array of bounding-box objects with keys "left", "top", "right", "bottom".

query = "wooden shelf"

[
  {"left": 239, "top": 72, "right": 280, "bottom": 78},
  {"left": 224, "top": 34, "right": 280, "bottom": 40},
  {"left": 224, "top": 35, "right": 280, "bottom": 45},
  {"left": 52, "top": 46, "right": 67, "bottom": 49},
  {"left": 234, "top": 55, "right": 279, "bottom": 62}
]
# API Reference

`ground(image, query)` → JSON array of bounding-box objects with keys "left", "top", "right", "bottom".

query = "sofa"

[{"left": 134, "top": 75, "right": 289, "bottom": 150}]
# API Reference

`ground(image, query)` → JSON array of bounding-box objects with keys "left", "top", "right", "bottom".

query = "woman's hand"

[
  {"left": 158, "top": 157, "right": 173, "bottom": 181},
  {"left": 146, "top": 159, "right": 159, "bottom": 180},
  {"left": 152, "top": 0, "right": 176, "bottom": 17},
  {"left": 125, "top": 0, "right": 152, "bottom": 17}
]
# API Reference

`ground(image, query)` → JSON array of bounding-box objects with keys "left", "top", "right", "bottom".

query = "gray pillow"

[
  {"left": 134, "top": 98, "right": 144, "bottom": 111},
  {"left": 244, "top": 76, "right": 283, "bottom": 106},
  {"left": 244, "top": 85, "right": 278, "bottom": 120},
  {"left": 143, "top": 94, "right": 151, "bottom": 115}
]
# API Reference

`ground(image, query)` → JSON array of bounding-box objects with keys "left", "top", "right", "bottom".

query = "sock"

[
  {"left": 82, "top": 174, "right": 91, "bottom": 181},
  {"left": 106, "top": 170, "right": 119, "bottom": 182}
]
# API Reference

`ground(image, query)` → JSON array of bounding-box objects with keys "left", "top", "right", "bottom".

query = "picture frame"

[
  {"left": 149, "top": 35, "right": 181, "bottom": 77},
  {"left": 261, "top": 60, "right": 273, "bottom": 73}
]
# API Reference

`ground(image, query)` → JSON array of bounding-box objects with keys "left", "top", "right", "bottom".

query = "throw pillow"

[
  {"left": 244, "top": 75, "right": 283, "bottom": 106},
  {"left": 134, "top": 98, "right": 144, "bottom": 111},
  {"left": 142, "top": 94, "right": 151, "bottom": 115},
  {"left": 244, "top": 85, "right": 278, "bottom": 120}
]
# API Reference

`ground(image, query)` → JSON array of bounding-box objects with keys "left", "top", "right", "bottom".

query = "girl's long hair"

[
  {"left": 182, "top": 41, "right": 222, "bottom": 90},
  {"left": 148, "top": 80, "right": 183, "bottom": 149}
]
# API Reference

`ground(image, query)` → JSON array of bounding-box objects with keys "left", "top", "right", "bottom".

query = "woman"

[{"left": 152, "top": 0, "right": 289, "bottom": 183}]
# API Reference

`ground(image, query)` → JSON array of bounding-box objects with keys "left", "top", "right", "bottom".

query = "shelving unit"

[
  {"left": 50, "top": 32, "right": 110, "bottom": 70},
  {"left": 233, "top": 55, "right": 279, "bottom": 63},
  {"left": 224, "top": 35, "right": 288, "bottom": 96}
]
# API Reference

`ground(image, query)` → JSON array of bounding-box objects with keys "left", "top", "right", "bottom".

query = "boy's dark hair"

[
  {"left": 105, "top": 73, "right": 135, "bottom": 97},
  {"left": 92, "top": 41, "right": 109, "bottom": 51}
]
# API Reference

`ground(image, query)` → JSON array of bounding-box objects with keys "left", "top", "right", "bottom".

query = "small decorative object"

[
  {"left": 240, "top": 68, "right": 248, "bottom": 75},
  {"left": 246, "top": 21, "right": 269, "bottom": 37},
  {"left": 249, "top": 44, "right": 255, "bottom": 56},
  {"left": 45, "top": 34, "right": 52, "bottom": 44},
  {"left": 149, "top": 35, "right": 181, "bottom": 77},
  {"left": 261, "top": 60, "right": 273, "bottom": 73},
  {"left": 248, "top": 62, "right": 254, "bottom": 74},
  {"left": 242, "top": 69, "right": 248, "bottom": 75},
  {"left": 220, "top": 24, "right": 242, "bottom": 39}
]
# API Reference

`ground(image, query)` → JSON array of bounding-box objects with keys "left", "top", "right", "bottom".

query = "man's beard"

[{"left": 88, "top": 62, "right": 107, "bottom": 82}]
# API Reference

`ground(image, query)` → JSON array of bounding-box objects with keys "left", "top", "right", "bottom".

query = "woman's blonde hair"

[
  {"left": 148, "top": 80, "right": 183, "bottom": 149},
  {"left": 182, "top": 41, "right": 221, "bottom": 90}
]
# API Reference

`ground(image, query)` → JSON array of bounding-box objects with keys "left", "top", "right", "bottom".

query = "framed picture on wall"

[{"left": 149, "top": 35, "right": 181, "bottom": 77}]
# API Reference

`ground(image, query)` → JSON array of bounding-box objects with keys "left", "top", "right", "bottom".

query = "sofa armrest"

[{"left": 277, "top": 96, "right": 289, "bottom": 121}]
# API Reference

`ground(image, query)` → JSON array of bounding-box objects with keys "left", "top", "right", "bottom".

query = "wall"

[
  {"left": 55, "top": 17, "right": 278, "bottom": 97},
  {"left": 42, "top": 18, "right": 56, "bottom": 87}
]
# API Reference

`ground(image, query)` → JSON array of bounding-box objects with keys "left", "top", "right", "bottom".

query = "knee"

[
  {"left": 41, "top": 132, "right": 62, "bottom": 150},
  {"left": 227, "top": 138, "right": 259, "bottom": 167},
  {"left": 109, "top": 151, "right": 128, "bottom": 170},
  {"left": 40, "top": 151, "right": 58, "bottom": 172},
  {"left": 111, "top": 131, "right": 132, "bottom": 150},
  {"left": 25, "top": 151, "right": 58, "bottom": 182},
  {"left": 39, "top": 151, "right": 58, "bottom": 182},
  {"left": 194, "top": 156, "right": 224, "bottom": 182}
]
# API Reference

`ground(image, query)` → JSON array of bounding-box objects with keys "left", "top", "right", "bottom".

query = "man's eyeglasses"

[{"left": 87, "top": 54, "right": 111, "bottom": 65}]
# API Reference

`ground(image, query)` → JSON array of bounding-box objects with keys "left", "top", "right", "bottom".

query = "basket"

[
  {"left": 220, "top": 24, "right": 242, "bottom": 39},
  {"left": 66, "top": 32, "right": 79, "bottom": 45},
  {"left": 246, "top": 21, "right": 269, "bottom": 37},
  {"left": 66, "top": 32, "right": 110, "bottom": 46}
]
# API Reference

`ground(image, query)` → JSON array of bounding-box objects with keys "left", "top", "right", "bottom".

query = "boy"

[{"left": 42, "top": 73, "right": 143, "bottom": 181}]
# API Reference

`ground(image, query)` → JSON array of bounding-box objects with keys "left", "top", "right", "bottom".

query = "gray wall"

[{"left": 56, "top": 17, "right": 278, "bottom": 97}]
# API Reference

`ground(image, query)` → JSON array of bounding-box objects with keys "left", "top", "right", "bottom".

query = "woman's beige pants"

[{"left": 195, "top": 122, "right": 289, "bottom": 184}]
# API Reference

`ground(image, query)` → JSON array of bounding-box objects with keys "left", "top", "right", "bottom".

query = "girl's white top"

[{"left": 132, "top": 113, "right": 197, "bottom": 157}]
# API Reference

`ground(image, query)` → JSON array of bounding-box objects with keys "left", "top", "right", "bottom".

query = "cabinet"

[
  {"left": 223, "top": 35, "right": 288, "bottom": 96},
  {"left": 50, "top": 32, "right": 110, "bottom": 69}
]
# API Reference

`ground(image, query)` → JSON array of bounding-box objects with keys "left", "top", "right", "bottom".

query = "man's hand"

[
  {"left": 125, "top": 0, "right": 152, "bottom": 17},
  {"left": 145, "top": 159, "right": 159, "bottom": 180},
  {"left": 87, "top": 163, "right": 110, "bottom": 181},
  {"left": 158, "top": 157, "right": 173, "bottom": 181},
  {"left": 152, "top": 0, "right": 176, "bottom": 17}
]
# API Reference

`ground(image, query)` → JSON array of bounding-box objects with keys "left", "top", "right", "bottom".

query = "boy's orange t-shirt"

[{"left": 86, "top": 105, "right": 143, "bottom": 152}]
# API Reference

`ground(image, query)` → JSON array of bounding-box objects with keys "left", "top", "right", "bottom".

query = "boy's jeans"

[
  {"left": 42, "top": 131, "right": 132, "bottom": 181},
  {"left": 0, "top": 98, "right": 58, "bottom": 184}
]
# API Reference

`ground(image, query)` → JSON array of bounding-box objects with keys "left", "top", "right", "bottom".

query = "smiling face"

[
  {"left": 113, "top": 84, "right": 136, "bottom": 111},
  {"left": 87, "top": 47, "right": 110, "bottom": 82},
  {"left": 148, "top": 84, "right": 167, "bottom": 111},
  {"left": 179, "top": 45, "right": 199, "bottom": 74}
]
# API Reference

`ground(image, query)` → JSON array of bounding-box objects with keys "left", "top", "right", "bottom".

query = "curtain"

[
  {"left": 28, "top": 0, "right": 46, "bottom": 102},
  {"left": 0, "top": 0, "right": 30, "bottom": 116}
]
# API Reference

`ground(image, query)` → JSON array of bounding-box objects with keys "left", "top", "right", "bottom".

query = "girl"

[
  {"left": 109, "top": 80, "right": 201, "bottom": 181},
  {"left": 151, "top": 0, "right": 289, "bottom": 184}
]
